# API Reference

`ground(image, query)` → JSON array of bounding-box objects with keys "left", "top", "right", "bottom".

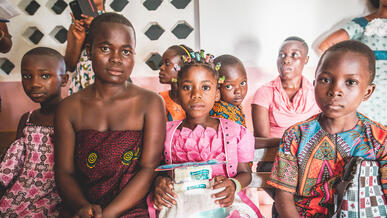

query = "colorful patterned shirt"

[
  {"left": 267, "top": 113, "right": 387, "bottom": 217},
  {"left": 68, "top": 49, "right": 94, "bottom": 95},
  {"left": 210, "top": 100, "right": 246, "bottom": 127}
]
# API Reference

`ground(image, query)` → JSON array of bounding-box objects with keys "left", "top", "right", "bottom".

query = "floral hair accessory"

[
  {"left": 190, "top": 51, "right": 196, "bottom": 59},
  {"left": 181, "top": 50, "right": 219, "bottom": 72},
  {"left": 205, "top": 54, "right": 211, "bottom": 63},
  {"left": 182, "top": 55, "right": 187, "bottom": 63},
  {"left": 173, "top": 64, "right": 181, "bottom": 71},
  {"left": 195, "top": 52, "right": 201, "bottom": 61},
  {"left": 215, "top": 62, "right": 221, "bottom": 71},
  {"left": 200, "top": 50, "right": 205, "bottom": 59},
  {"left": 171, "top": 78, "right": 178, "bottom": 83},
  {"left": 218, "top": 75, "right": 225, "bottom": 84}
]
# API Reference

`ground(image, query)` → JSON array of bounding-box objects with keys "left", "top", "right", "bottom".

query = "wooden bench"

[{"left": 250, "top": 147, "right": 277, "bottom": 188}]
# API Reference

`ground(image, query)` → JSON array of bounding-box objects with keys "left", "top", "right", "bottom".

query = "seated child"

[
  {"left": 268, "top": 40, "right": 386, "bottom": 217},
  {"left": 0, "top": 47, "right": 68, "bottom": 216},
  {"left": 210, "top": 55, "right": 248, "bottom": 127},
  {"left": 159, "top": 44, "right": 192, "bottom": 121},
  {"left": 152, "top": 51, "right": 262, "bottom": 217},
  {"left": 55, "top": 13, "right": 165, "bottom": 217}
]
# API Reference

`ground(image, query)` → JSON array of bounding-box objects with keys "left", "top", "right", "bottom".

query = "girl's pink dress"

[
  {"left": 151, "top": 118, "right": 262, "bottom": 217},
  {"left": 0, "top": 112, "right": 61, "bottom": 217},
  {"left": 171, "top": 125, "right": 251, "bottom": 175}
]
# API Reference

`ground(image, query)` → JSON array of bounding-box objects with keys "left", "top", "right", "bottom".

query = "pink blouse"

[
  {"left": 171, "top": 124, "right": 253, "bottom": 177},
  {"left": 252, "top": 76, "right": 320, "bottom": 138}
]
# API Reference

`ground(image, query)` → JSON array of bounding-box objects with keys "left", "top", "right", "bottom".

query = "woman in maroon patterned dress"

[{"left": 55, "top": 13, "right": 165, "bottom": 217}]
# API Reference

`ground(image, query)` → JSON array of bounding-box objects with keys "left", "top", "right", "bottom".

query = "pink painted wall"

[{"left": 0, "top": 68, "right": 274, "bottom": 132}]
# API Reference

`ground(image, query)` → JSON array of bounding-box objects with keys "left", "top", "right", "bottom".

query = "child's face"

[
  {"left": 88, "top": 22, "right": 135, "bottom": 85},
  {"left": 178, "top": 66, "right": 220, "bottom": 119},
  {"left": 277, "top": 40, "right": 308, "bottom": 80},
  {"left": 314, "top": 50, "right": 375, "bottom": 119},
  {"left": 21, "top": 55, "right": 66, "bottom": 103},
  {"left": 159, "top": 48, "right": 181, "bottom": 84},
  {"left": 219, "top": 64, "right": 247, "bottom": 106}
]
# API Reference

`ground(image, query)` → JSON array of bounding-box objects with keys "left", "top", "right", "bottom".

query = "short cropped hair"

[
  {"left": 283, "top": 36, "right": 309, "bottom": 54},
  {"left": 317, "top": 40, "right": 375, "bottom": 83},
  {"left": 213, "top": 54, "right": 246, "bottom": 76},
  {"left": 22, "top": 47, "right": 65, "bottom": 73},
  {"left": 86, "top": 12, "right": 135, "bottom": 46}
]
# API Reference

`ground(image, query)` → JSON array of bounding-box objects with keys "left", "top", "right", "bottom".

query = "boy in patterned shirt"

[{"left": 268, "top": 40, "right": 386, "bottom": 217}]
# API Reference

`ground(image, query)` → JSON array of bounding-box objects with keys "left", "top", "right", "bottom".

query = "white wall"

[
  {"left": 1, "top": 0, "right": 375, "bottom": 82},
  {"left": 1, "top": 0, "right": 197, "bottom": 82},
  {"left": 199, "top": 0, "right": 372, "bottom": 80}
]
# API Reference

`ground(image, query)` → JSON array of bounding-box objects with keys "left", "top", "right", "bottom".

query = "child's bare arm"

[
  {"left": 54, "top": 98, "right": 101, "bottom": 216},
  {"left": 0, "top": 22, "right": 12, "bottom": 53},
  {"left": 64, "top": 14, "right": 86, "bottom": 72},
  {"left": 212, "top": 162, "right": 251, "bottom": 207},
  {"left": 275, "top": 189, "right": 301, "bottom": 218},
  {"left": 103, "top": 93, "right": 166, "bottom": 217},
  {"left": 15, "top": 112, "right": 29, "bottom": 140},
  {"left": 318, "top": 29, "right": 349, "bottom": 55},
  {"left": 251, "top": 104, "right": 281, "bottom": 148}
]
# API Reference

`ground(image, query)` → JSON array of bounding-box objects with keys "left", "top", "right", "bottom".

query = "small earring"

[{"left": 171, "top": 78, "right": 178, "bottom": 83}]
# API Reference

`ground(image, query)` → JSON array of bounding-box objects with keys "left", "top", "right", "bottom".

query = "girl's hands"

[
  {"left": 153, "top": 176, "right": 177, "bottom": 209},
  {"left": 73, "top": 204, "right": 102, "bottom": 218},
  {"left": 211, "top": 175, "right": 236, "bottom": 207}
]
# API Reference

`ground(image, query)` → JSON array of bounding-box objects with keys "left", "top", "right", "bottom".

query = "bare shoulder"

[
  {"left": 57, "top": 91, "right": 83, "bottom": 117},
  {"left": 128, "top": 84, "right": 164, "bottom": 105},
  {"left": 16, "top": 112, "right": 30, "bottom": 139}
]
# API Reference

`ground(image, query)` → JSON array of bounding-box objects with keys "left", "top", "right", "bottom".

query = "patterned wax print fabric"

[
  {"left": 267, "top": 113, "right": 387, "bottom": 217},
  {"left": 68, "top": 48, "right": 94, "bottom": 95},
  {"left": 342, "top": 17, "right": 387, "bottom": 125},
  {"left": 252, "top": 76, "right": 320, "bottom": 138},
  {"left": 0, "top": 112, "right": 61, "bottom": 217},
  {"left": 159, "top": 90, "right": 186, "bottom": 121},
  {"left": 210, "top": 100, "right": 246, "bottom": 127},
  {"left": 75, "top": 130, "right": 148, "bottom": 217}
]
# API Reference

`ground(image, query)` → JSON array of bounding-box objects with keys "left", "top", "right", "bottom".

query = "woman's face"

[{"left": 277, "top": 40, "right": 309, "bottom": 81}]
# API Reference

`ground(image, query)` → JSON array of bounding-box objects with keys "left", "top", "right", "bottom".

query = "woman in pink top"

[{"left": 252, "top": 37, "right": 320, "bottom": 148}]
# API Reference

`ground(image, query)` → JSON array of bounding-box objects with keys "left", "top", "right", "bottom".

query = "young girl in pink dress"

[
  {"left": 0, "top": 47, "right": 68, "bottom": 217},
  {"left": 151, "top": 51, "right": 262, "bottom": 217}
]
